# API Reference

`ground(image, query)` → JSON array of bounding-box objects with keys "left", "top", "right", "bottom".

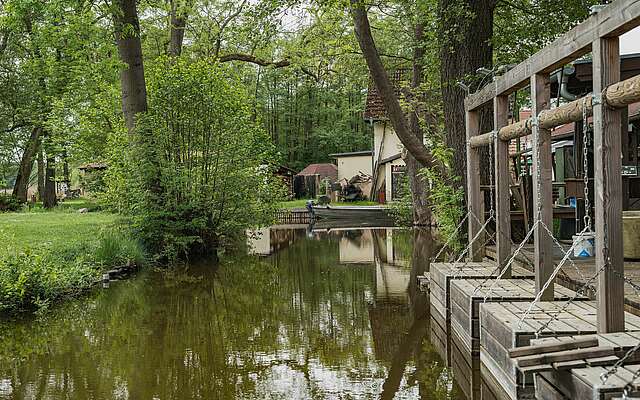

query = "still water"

[{"left": 0, "top": 227, "right": 463, "bottom": 399}]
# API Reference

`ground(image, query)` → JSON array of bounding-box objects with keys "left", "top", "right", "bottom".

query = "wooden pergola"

[{"left": 464, "top": 0, "right": 640, "bottom": 333}]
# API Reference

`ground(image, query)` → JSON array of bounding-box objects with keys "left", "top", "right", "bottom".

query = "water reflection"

[{"left": 1, "top": 227, "right": 461, "bottom": 399}]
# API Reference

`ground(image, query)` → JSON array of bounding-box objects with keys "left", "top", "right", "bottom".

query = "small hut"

[{"left": 294, "top": 163, "right": 338, "bottom": 199}]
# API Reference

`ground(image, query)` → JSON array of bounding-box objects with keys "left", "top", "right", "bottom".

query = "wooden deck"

[
  {"left": 487, "top": 244, "right": 640, "bottom": 314},
  {"left": 429, "top": 261, "right": 532, "bottom": 364},
  {"left": 479, "top": 301, "right": 640, "bottom": 399},
  {"left": 449, "top": 279, "right": 584, "bottom": 400},
  {"left": 531, "top": 332, "right": 640, "bottom": 399}
]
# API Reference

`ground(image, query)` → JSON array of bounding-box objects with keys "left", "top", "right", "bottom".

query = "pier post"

[
  {"left": 593, "top": 36, "right": 625, "bottom": 333},
  {"left": 531, "top": 73, "right": 554, "bottom": 300},
  {"left": 494, "top": 95, "right": 511, "bottom": 276},
  {"left": 466, "top": 109, "right": 484, "bottom": 261}
]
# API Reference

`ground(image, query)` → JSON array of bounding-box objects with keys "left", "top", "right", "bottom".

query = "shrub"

[
  {"left": 0, "top": 194, "right": 22, "bottom": 212},
  {"left": 104, "top": 58, "right": 285, "bottom": 261}
]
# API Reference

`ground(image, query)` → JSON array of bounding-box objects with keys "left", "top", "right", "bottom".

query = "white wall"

[
  {"left": 373, "top": 123, "right": 404, "bottom": 162},
  {"left": 336, "top": 155, "right": 372, "bottom": 181}
]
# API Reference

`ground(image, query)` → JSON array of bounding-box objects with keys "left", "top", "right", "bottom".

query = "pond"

[{"left": 0, "top": 226, "right": 464, "bottom": 399}]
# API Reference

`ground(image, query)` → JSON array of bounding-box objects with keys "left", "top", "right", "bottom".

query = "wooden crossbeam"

[
  {"left": 468, "top": 73, "right": 640, "bottom": 148},
  {"left": 464, "top": 0, "right": 640, "bottom": 111}
]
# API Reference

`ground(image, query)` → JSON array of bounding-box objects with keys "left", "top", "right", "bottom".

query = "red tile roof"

[
  {"left": 296, "top": 163, "right": 338, "bottom": 181},
  {"left": 363, "top": 69, "right": 410, "bottom": 121}
]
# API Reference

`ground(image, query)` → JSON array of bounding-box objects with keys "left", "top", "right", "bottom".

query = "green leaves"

[{"left": 105, "top": 57, "right": 285, "bottom": 260}]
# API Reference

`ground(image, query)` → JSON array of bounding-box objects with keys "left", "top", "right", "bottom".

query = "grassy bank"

[
  {"left": 0, "top": 206, "right": 146, "bottom": 314},
  {"left": 278, "top": 199, "right": 378, "bottom": 209}
]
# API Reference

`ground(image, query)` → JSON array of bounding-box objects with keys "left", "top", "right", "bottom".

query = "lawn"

[
  {"left": 278, "top": 199, "right": 379, "bottom": 209},
  {"left": 0, "top": 211, "right": 117, "bottom": 250},
  {"left": 0, "top": 205, "right": 146, "bottom": 314}
]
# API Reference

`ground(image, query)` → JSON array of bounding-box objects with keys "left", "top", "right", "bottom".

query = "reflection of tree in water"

[
  {"left": 0, "top": 227, "right": 461, "bottom": 399},
  {"left": 372, "top": 228, "right": 464, "bottom": 400}
]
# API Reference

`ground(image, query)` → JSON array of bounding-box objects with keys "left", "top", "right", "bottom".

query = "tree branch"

[
  {"left": 218, "top": 53, "right": 290, "bottom": 68},
  {"left": 350, "top": 0, "right": 446, "bottom": 175}
]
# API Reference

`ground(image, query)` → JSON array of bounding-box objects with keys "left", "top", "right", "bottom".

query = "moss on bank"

[{"left": 0, "top": 209, "right": 146, "bottom": 314}]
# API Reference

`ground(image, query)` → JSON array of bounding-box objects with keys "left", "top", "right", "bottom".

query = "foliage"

[
  {"left": 105, "top": 58, "right": 286, "bottom": 261},
  {"left": 387, "top": 175, "right": 415, "bottom": 227},
  {"left": 0, "top": 194, "right": 23, "bottom": 212},
  {"left": 0, "top": 211, "right": 146, "bottom": 314}
]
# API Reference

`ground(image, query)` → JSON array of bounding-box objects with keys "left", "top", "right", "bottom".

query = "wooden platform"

[
  {"left": 479, "top": 301, "right": 640, "bottom": 399},
  {"left": 429, "top": 261, "right": 532, "bottom": 364},
  {"left": 449, "top": 279, "right": 583, "bottom": 400},
  {"left": 531, "top": 332, "right": 640, "bottom": 399},
  {"left": 487, "top": 244, "right": 640, "bottom": 315},
  {"left": 451, "top": 279, "right": 582, "bottom": 354}
]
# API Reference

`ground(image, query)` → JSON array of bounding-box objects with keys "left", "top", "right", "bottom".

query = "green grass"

[
  {"left": 0, "top": 212, "right": 117, "bottom": 249},
  {"left": 0, "top": 208, "right": 146, "bottom": 314},
  {"left": 278, "top": 199, "right": 379, "bottom": 209}
]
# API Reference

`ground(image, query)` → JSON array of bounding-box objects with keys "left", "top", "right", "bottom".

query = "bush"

[
  {"left": 0, "top": 194, "right": 22, "bottom": 212},
  {"left": 104, "top": 58, "right": 285, "bottom": 261}
]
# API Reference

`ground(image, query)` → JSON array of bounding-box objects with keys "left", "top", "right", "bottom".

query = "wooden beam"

[
  {"left": 466, "top": 109, "right": 484, "bottom": 261},
  {"left": 468, "top": 73, "right": 640, "bottom": 148},
  {"left": 494, "top": 95, "right": 511, "bottom": 275},
  {"left": 531, "top": 73, "right": 554, "bottom": 300},
  {"left": 594, "top": 36, "right": 625, "bottom": 333},
  {"left": 465, "top": 0, "right": 640, "bottom": 111}
]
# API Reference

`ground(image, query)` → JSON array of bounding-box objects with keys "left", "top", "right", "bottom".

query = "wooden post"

[
  {"left": 466, "top": 109, "right": 484, "bottom": 261},
  {"left": 593, "top": 36, "right": 625, "bottom": 333},
  {"left": 494, "top": 95, "right": 511, "bottom": 276},
  {"left": 531, "top": 73, "right": 554, "bottom": 300},
  {"left": 622, "top": 107, "right": 630, "bottom": 210}
]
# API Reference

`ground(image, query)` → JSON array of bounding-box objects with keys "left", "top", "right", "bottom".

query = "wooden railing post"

[
  {"left": 593, "top": 36, "right": 625, "bottom": 333},
  {"left": 531, "top": 73, "right": 554, "bottom": 300},
  {"left": 494, "top": 95, "right": 511, "bottom": 276},
  {"left": 466, "top": 109, "right": 484, "bottom": 261}
]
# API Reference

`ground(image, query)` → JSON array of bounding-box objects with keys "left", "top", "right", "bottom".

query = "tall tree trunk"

[
  {"left": 167, "top": 0, "right": 187, "bottom": 57},
  {"left": 439, "top": 0, "right": 495, "bottom": 196},
  {"left": 62, "top": 150, "right": 70, "bottom": 195},
  {"left": 37, "top": 144, "right": 45, "bottom": 201},
  {"left": 407, "top": 22, "right": 432, "bottom": 226},
  {"left": 12, "top": 127, "right": 42, "bottom": 202},
  {"left": 113, "top": 0, "right": 148, "bottom": 135},
  {"left": 43, "top": 156, "right": 57, "bottom": 209},
  {"left": 350, "top": 1, "right": 445, "bottom": 175}
]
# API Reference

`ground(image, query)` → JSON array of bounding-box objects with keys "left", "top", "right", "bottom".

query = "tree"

[
  {"left": 112, "top": 0, "right": 148, "bottom": 135},
  {"left": 439, "top": 0, "right": 496, "bottom": 193}
]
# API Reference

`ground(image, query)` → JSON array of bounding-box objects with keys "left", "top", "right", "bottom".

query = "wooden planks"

[
  {"left": 450, "top": 278, "right": 581, "bottom": 353},
  {"left": 479, "top": 301, "right": 640, "bottom": 399},
  {"left": 464, "top": 0, "right": 640, "bottom": 111},
  {"left": 531, "top": 332, "right": 640, "bottom": 399},
  {"left": 516, "top": 346, "right": 615, "bottom": 368},
  {"left": 509, "top": 336, "right": 599, "bottom": 358},
  {"left": 531, "top": 73, "right": 554, "bottom": 300},
  {"left": 593, "top": 36, "right": 626, "bottom": 333}
]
